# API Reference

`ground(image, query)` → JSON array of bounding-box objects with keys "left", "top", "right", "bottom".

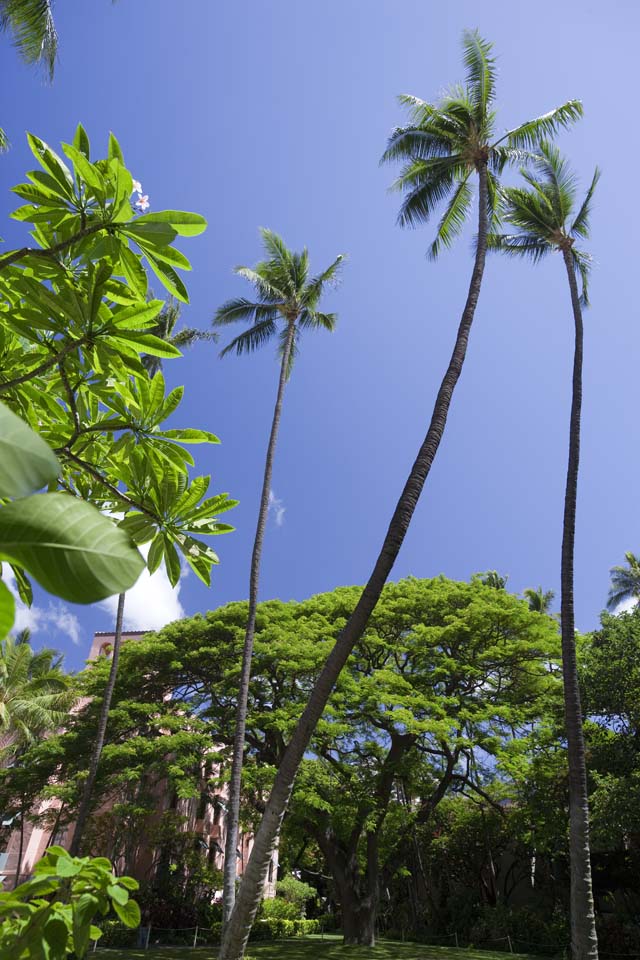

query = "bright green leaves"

[
  {"left": 0, "top": 401, "right": 59, "bottom": 497},
  {"left": 0, "top": 493, "right": 145, "bottom": 603},
  {"left": 0, "top": 847, "right": 140, "bottom": 959},
  {"left": 0, "top": 128, "right": 234, "bottom": 625}
]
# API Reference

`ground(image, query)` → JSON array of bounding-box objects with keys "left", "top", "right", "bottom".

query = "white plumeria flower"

[
  {"left": 135, "top": 194, "right": 150, "bottom": 212},
  {"left": 131, "top": 179, "right": 142, "bottom": 194}
]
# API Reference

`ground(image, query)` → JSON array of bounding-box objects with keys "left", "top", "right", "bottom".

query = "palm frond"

[
  {"left": 381, "top": 126, "right": 454, "bottom": 165},
  {"left": 212, "top": 297, "right": 266, "bottom": 327},
  {"left": 0, "top": 0, "right": 57, "bottom": 79},
  {"left": 233, "top": 266, "right": 287, "bottom": 303},
  {"left": 530, "top": 141, "right": 578, "bottom": 222},
  {"left": 0, "top": 126, "right": 9, "bottom": 152},
  {"left": 298, "top": 309, "right": 337, "bottom": 332},
  {"left": 301, "top": 254, "right": 345, "bottom": 308},
  {"left": 498, "top": 100, "right": 583, "bottom": 150},
  {"left": 486, "top": 233, "right": 551, "bottom": 263},
  {"left": 277, "top": 325, "right": 299, "bottom": 380},
  {"left": 462, "top": 29, "right": 496, "bottom": 118},
  {"left": 486, "top": 170, "right": 503, "bottom": 231},
  {"left": 571, "top": 167, "right": 601, "bottom": 240},
  {"left": 219, "top": 317, "right": 277, "bottom": 358},
  {"left": 428, "top": 175, "right": 473, "bottom": 260},
  {"left": 572, "top": 248, "right": 593, "bottom": 307}
]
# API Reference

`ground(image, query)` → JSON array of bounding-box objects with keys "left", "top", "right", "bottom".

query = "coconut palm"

[
  {"left": 0, "top": 630, "right": 69, "bottom": 760},
  {"left": 219, "top": 33, "right": 582, "bottom": 960},
  {"left": 213, "top": 228, "right": 344, "bottom": 924},
  {"left": 606, "top": 551, "right": 640, "bottom": 611},
  {"left": 524, "top": 586, "right": 555, "bottom": 613},
  {"left": 489, "top": 143, "right": 599, "bottom": 960},
  {"left": 0, "top": 0, "right": 57, "bottom": 79}
]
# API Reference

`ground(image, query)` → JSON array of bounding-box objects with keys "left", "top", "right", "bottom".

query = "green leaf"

[
  {"left": 27, "top": 134, "right": 74, "bottom": 198},
  {"left": 157, "top": 428, "right": 220, "bottom": 444},
  {"left": 62, "top": 143, "right": 106, "bottom": 199},
  {"left": 108, "top": 133, "right": 124, "bottom": 163},
  {"left": 0, "top": 401, "right": 60, "bottom": 498},
  {"left": 73, "top": 124, "right": 91, "bottom": 160},
  {"left": 56, "top": 855, "right": 82, "bottom": 877},
  {"left": 107, "top": 883, "right": 129, "bottom": 906},
  {"left": 143, "top": 252, "right": 189, "bottom": 303},
  {"left": 163, "top": 536, "right": 181, "bottom": 587},
  {"left": 119, "top": 244, "right": 148, "bottom": 299},
  {"left": 116, "top": 876, "right": 139, "bottom": 892},
  {"left": 112, "top": 898, "right": 141, "bottom": 928},
  {"left": 43, "top": 915, "right": 69, "bottom": 952},
  {"left": 0, "top": 493, "right": 145, "bottom": 603},
  {"left": 133, "top": 210, "right": 207, "bottom": 236},
  {"left": 123, "top": 222, "right": 178, "bottom": 247},
  {"left": 0, "top": 578, "right": 15, "bottom": 640},
  {"left": 10, "top": 565, "right": 33, "bottom": 607}
]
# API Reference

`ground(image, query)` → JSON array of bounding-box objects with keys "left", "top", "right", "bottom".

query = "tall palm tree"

[
  {"left": 0, "top": 0, "right": 57, "bottom": 79},
  {"left": 219, "top": 32, "right": 582, "bottom": 960},
  {"left": 606, "top": 551, "right": 640, "bottom": 611},
  {"left": 489, "top": 142, "right": 599, "bottom": 960},
  {"left": 524, "top": 586, "right": 555, "bottom": 613},
  {"left": 213, "top": 228, "right": 344, "bottom": 924}
]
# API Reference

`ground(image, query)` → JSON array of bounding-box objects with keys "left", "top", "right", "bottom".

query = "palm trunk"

[
  {"left": 218, "top": 162, "right": 490, "bottom": 960},
  {"left": 69, "top": 591, "right": 126, "bottom": 856},
  {"left": 560, "top": 247, "right": 598, "bottom": 960},
  {"left": 13, "top": 798, "right": 25, "bottom": 889},
  {"left": 221, "top": 321, "right": 296, "bottom": 927}
]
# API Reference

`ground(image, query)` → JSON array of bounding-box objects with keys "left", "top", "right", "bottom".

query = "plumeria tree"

[{"left": 0, "top": 126, "right": 237, "bottom": 854}]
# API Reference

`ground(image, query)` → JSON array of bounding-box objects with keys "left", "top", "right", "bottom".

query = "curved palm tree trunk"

[
  {"left": 69, "top": 591, "right": 125, "bottom": 856},
  {"left": 221, "top": 321, "right": 296, "bottom": 926},
  {"left": 560, "top": 248, "right": 598, "bottom": 960},
  {"left": 219, "top": 162, "right": 490, "bottom": 960}
]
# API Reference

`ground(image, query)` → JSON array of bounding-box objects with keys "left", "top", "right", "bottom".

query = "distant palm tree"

[
  {"left": 606, "top": 551, "right": 640, "bottom": 611},
  {"left": 479, "top": 571, "right": 508, "bottom": 590},
  {"left": 524, "top": 586, "right": 555, "bottom": 613},
  {"left": 0, "top": 0, "right": 57, "bottom": 79},
  {"left": 489, "top": 142, "right": 599, "bottom": 960},
  {"left": 219, "top": 33, "right": 583, "bottom": 960},
  {"left": 213, "top": 228, "right": 344, "bottom": 925},
  {"left": 0, "top": 630, "right": 69, "bottom": 760},
  {"left": 141, "top": 298, "right": 217, "bottom": 377}
]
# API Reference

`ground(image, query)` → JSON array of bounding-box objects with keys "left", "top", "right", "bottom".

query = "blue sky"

[{"left": 1, "top": 0, "right": 635, "bottom": 669}]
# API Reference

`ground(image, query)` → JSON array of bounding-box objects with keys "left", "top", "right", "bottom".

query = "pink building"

[{"left": 0, "top": 629, "right": 277, "bottom": 898}]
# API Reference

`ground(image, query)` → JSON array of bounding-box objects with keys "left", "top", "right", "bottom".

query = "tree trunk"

[
  {"left": 221, "top": 321, "right": 296, "bottom": 927},
  {"left": 69, "top": 591, "right": 126, "bottom": 856},
  {"left": 13, "top": 798, "right": 25, "bottom": 889},
  {"left": 560, "top": 247, "right": 599, "bottom": 960},
  {"left": 218, "top": 162, "right": 491, "bottom": 960}
]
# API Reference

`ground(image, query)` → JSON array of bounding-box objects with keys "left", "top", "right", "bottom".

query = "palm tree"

[
  {"left": 213, "top": 228, "right": 344, "bottom": 924},
  {"left": 0, "top": 630, "right": 70, "bottom": 885},
  {"left": 489, "top": 142, "right": 599, "bottom": 960},
  {"left": 0, "top": 630, "right": 69, "bottom": 759},
  {"left": 219, "top": 32, "right": 582, "bottom": 960},
  {"left": 524, "top": 586, "right": 555, "bottom": 613},
  {"left": 141, "top": 298, "right": 217, "bottom": 378},
  {"left": 606, "top": 551, "right": 640, "bottom": 611},
  {"left": 0, "top": 0, "right": 57, "bottom": 79}
]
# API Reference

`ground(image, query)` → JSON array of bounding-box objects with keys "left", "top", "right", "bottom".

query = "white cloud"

[
  {"left": 615, "top": 597, "right": 638, "bottom": 615},
  {"left": 268, "top": 489, "right": 286, "bottom": 527},
  {"left": 98, "top": 542, "right": 185, "bottom": 631},
  {"left": 6, "top": 574, "right": 82, "bottom": 646}
]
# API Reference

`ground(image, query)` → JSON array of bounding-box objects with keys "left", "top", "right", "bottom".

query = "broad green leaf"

[
  {"left": 0, "top": 493, "right": 145, "bottom": 603},
  {"left": 56, "top": 856, "right": 82, "bottom": 877},
  {"left": 0, "top": 401, "right": 59, "bottom": 498},
  {"left": 108, "top": 132, "right": 124, "bottom": 163},
  {"left": 62, "top": 143, "right": 106, "bottom": 199},
  {"left": 144, "top": 252, "right": 189, "bottom": 303},
  {"left": 122, "top": 222, "right": 177, "bottom": 247},
  {"left": 157, "top": 428, "right": 220, "bottom": 444},
  {"left": 111, "top": 333, "right": 182, "bottom": 359},
  {"left": 118, "top": 245, "right": 148, "bottom": 298},
  {"left": 133, "top": 210, "right": 207, "bottom": 236},
  {"left": 107, "top": 883, "right": 129, "bottom": 906},
  {"left": 163, "top": 536, "right": 181, "bottom": 587},
  {"left": 73, "top": 893, "right": 99, "bottom": 958},
  {"left": 26, "top": 134, "right": 74, "bottom": 198},
  {"left": 112, "top": 898, "right": 141, "bottom": 928},
  {"left": 73, "top": 123, "right": 91, "bottom": 160},
  {"left": 111, "top": 300, "right": 163, "bottom": 329},
  {"left": 0, "top": 578, "right": 15, "bottom": 639},
  {"left": 43, "top": 915, "right": 68, "bottom": 951},
  {"left": 9, "top": 564, "right": 31, "bottom": 606}
]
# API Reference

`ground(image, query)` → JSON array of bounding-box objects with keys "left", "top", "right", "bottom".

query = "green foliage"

[
  {"left": 211, "top": 918, "right": 321, "bottom": 942},
  {"left": 274, "top": 876, "right": 316, "bottom": 917},
  {"left": 0, "top": 0, "right": 58, "bottom": 80},
  {"left": 0, "top": 128, "right": 236, "bottom": 607},
  {"left": 213, "top": 227, "right": 344, "bottom": 378},
  {"left": 0, "top": 845, "right": 140, "bottom": 959},
  {"left": 606, "top": 551, "right": 640, "bottom": 610}
]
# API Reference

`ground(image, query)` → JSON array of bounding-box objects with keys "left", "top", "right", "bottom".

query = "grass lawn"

[{"left": 96, "top": 937, "right": 537, "bottom": 960}]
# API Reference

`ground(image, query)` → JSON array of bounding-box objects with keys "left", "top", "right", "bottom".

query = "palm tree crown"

[
  {"left": 488, "top": 141, "right": 599, "bottom": 303},
  {"left": 607, "top": 551, "right": 640, "bottom": 611},
  {"left": 0, "top": 0, "right": 57, "bottom": 79},
  {"left": 524, "top": 586, "right": 555, "bottom": 614},
  {"left": 213, "top": 228, "right": 344, "bottom": 376},
  {"left": 0, "top": 632, "right": 70, "bottom": 760},
  {"left": 142, "top": 298, "right": 217, "bottom": 377},
  {"left": 381, "top": 30, "right": 582, "bottom": 259}
]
